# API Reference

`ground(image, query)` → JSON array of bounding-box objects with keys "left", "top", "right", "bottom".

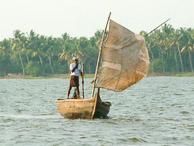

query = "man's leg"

[
  {"left": 76, "top": 86, "right": 80, "bottom": 98},
  {"left": 67, "top": 86, "right": 72, "bottom": 99}
]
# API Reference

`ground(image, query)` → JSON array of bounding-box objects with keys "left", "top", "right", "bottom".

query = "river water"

[{"left": 0, "top": 77, "right": 194, "bottom": 146}]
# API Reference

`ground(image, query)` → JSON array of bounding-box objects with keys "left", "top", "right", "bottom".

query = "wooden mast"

[
  {"left": 91, "top": 12, "right": 111, "bottom": 97},
  {"left": 82, "top": 63, "right": 84, "bottom": 98}
]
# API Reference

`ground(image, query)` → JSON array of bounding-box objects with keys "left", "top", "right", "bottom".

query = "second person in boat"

[{"left": 67, "top": 57, "right": 84, "bottom": 99}]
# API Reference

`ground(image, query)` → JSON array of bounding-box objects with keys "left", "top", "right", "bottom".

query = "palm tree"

[
  {"left": 12, "top": 30, "right": 27, "bottom": 75},
  {"left": 173, "top": 29, "right": 184, "bottom": 73},
  {"left": 27, "top": 30, "right": 45, "bottom": 66},
  {"left": 0, "top": 39, "right": 12, "bottom": 76},
  {"left": 180, "top": 28, "right": 193, "bottom": 72}
]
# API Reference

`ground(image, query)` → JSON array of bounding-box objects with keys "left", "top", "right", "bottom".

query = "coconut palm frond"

[{"left": 181, "top": 46, "right": 186, "bottom": 53}]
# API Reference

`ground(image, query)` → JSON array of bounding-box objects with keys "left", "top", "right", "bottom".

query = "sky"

[{"left": 0, "top": 0, "right": 194, "bottom": 41}]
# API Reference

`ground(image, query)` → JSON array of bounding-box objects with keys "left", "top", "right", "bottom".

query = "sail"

[{"left": 96, "top": 20, "right": 149, "bottom": 92}]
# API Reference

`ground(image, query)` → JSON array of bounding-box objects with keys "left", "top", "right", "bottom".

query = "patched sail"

[{"left": 96, "top": 20, "right": 149, "bottom": 92}]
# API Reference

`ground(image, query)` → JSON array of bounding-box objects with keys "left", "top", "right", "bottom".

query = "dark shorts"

[{"left": 69, "top": 75, "right": 79, "bottom": 87}]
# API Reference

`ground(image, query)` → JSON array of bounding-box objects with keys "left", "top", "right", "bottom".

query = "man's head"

[{"left": 73, "top": 57, "right": 78, "bottom": 63}]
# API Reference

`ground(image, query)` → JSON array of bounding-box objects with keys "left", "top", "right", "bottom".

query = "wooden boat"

[
  {"left": 56, "top": 12, "right": 149, "bottom": 119},
  {"left": 57, "top": 90, "right": 111, "bottom": 119},
  {"left": 56, "top": 96, "right": 97, "bottom": 119}
]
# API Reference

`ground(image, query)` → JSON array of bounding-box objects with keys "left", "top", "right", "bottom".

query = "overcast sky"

[{"left": 1, "top": 0, "right": 194, "bottom": 41}]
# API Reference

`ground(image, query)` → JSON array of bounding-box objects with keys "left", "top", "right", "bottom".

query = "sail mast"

[{"left": 91, "top": 12, "right": 111, "bottom": 97}]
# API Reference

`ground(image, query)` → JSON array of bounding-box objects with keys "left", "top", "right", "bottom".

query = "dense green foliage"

[
  {"left": 0, "top": 24, "right": 194, "bottom": 77},
  {"left": 143, "top": 24, "right": 194, "bottom": 73}
]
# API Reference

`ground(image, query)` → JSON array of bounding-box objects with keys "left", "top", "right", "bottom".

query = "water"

[{"left": 0, "top": 77, "right": 194, "bottom": 146}]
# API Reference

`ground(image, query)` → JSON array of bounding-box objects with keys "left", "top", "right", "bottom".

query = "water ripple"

[{"left": 0, "top": 77, "right": 194, "bottom": 145}]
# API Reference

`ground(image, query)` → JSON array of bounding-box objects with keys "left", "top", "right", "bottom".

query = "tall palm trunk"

[
  {"left": 177, "top": 44, "right": 184, "bottom": 72},
  {"left": 188, "top": 49, "right": 193, "bottom": 72},
  {"left": 19, "top": 52, "right": 25, "bottom": 75},
  {"left": 161, "top": 49, "right": 165, "bottom": 73},
  {"left": 149, "top": 48, "right": 154, "bottom": 59},
  {"left": 49, "top": 54, "right": 54, "bottom": 74},
  {"left": 174, "top": 48, "right": 179, "bottom": 72},
  {"left": 26, "top": 54, "right": 30, "bottom": 64},
  {"left": 38, "top": 54, "right": 43, "bottom": 66}
]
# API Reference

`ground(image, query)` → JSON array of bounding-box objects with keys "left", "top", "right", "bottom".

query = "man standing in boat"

[{"left": 67, "top": 57, "right": 83, "bottom": 99}]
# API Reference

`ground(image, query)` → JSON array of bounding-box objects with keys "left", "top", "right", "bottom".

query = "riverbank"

[
  {"left": 147, "top": 72, "right": 194, "bottom": 77},
  {"left": 0, "top": 72, "right": 194, "bottom": 79},
  {"left": 0, "top": 73, "right": 94, "bottom": 79}
]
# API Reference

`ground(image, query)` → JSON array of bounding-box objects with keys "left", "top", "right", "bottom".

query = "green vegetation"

[
  {"left": 142, "top": 25, "right": 194, "bottom": 74},
  {"left": 0, "top": 24, "right": 194, "bottom": 77}
]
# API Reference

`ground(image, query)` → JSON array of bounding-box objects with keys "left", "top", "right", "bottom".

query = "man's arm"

[{"left": 71, "top": 63, "right": 78, "bottom": 72}]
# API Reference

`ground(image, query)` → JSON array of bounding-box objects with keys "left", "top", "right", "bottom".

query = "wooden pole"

[
  {"left": 82, "top": 64, "right": 84, "bottom": 98},
  {"left": 91, "top": 12, "right": 111, "bottom": 97},
  {"left": 145, "top": 18, "right": 170, "bottom": 37}
]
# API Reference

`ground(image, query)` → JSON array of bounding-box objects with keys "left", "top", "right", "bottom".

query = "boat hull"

[
  {"left": 94, "top": 95, "right": 111, "bottom": 118},
  {"left": 56, "top": 95, "right": 111, "bottom": 119}
]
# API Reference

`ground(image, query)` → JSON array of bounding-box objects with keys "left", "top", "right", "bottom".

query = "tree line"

[
  {"left": 142, "top": 24, "right": 194, "bottom": 73},
  {"left": 0, "top": 24, "right": 194, "bottom": 77}
]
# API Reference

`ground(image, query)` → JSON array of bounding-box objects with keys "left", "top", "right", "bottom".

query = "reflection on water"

[{"left": 0, "top": 77, "right": 194, "bottom": 145}]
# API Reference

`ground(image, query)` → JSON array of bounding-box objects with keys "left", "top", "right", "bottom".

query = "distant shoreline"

[
  {"left": 0, "top": 74, "right": 94, "bottom": 79},
  {"left": 147, "top": 72, "right": 194, "bottom": 77},
  {"left": 1, "top": 72, "right": 194, "bottom": 79}
]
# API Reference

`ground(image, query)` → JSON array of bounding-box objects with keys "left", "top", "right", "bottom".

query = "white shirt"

[{"left": 70, "top": 63, "right": 82, "bottom": 76}]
